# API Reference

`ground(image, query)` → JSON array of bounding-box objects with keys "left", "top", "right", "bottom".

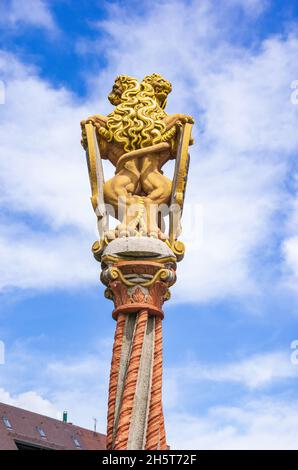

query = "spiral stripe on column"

[
  {"left": 106, "top": 313, "right": 126, "bottom": 449},
  {"left": 145, "top": 316, "right": 166, "bottom": 449},
  {"left": 113, "top": 310, "right": 149, "bottom": 450}
]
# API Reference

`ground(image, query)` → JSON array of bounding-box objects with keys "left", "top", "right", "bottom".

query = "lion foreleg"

[
  {"left": 103, "top": 165, "right": 143, "bottom": 237},
  {"left": 140, "top": 156, "right": 172, "bottom": 238}
]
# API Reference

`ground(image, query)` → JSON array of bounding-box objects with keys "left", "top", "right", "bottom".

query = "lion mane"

[{"left": 103, "top": 74, "right": 174, "bottom": 152}]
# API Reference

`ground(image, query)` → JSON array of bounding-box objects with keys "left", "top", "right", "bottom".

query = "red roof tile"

[{"left": 0, "top": 402, "right": 106, "bottom": 450}]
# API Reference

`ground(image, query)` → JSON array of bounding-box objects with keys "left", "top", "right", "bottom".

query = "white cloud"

[
  {"left": 282, "top": 235, "right": 298, "bottom": 289},
  {"left": 167, "top": 399, "right": 298, "bottom": 449},
  {"left": 173, "top": 351, "right": 298, "bottom": 390},
  {"left": 2, "top": 342, "right": 298, "bottom": 448},
  {"left": 177, "top": 154, "right": 283, "bottom": 301},
  {"left": 163, "top": 348, "right": 298, "bottom": 449},
  {"left": 0, "top": 51, "right": 101, "bottom": 291},
  {"left": 0, "top": 387, "right": 60, "bottom": 418},
  {"left": 0, "top": 222, "right": 98, "bottom": 290},
  {"left": 0, "top": 0, "right": 56, "bottom": 31},
  {"left": 88, "top": 0, "right": 298, "bottom": 301},
  {"left": 281, "top": 175, "right": 298, "bottom": 290},
  {"left": 225, "top": 0, "right": 269, "bottom": 16},
  {"left": 0, "top": 1, "right": 297, "bottom": 302},
  {"left": 45, "top": 354, "right": 111, "bottom": 431},
  {"left": 3, "top": 382, "right": 298, "bottom": 449},
  {"left": 1, "top": 0, "right": 298, "bottom": 452},
  {"left": 211, "top": 351, "right": 297, "bottom": 388},
  {"left": 0, "top": 52, "right": 94, "bottom": 232},
  {"left": 0, "top": 338, "right": 112, "bottom": 432}
]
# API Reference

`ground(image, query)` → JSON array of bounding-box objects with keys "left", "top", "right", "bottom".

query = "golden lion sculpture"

[{"left": 81, "top": 73, "right": 194, "bottom": 244}]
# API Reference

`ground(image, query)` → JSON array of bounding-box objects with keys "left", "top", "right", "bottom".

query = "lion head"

[
  {"left": 105, "top": 74, "right": 173, "bottom": 152},
  {"left": 108, "top": 75, "right": 139, "bottom": 106},
  {"left": 142, "top": 73, "right": 172, "bottom": 110}
]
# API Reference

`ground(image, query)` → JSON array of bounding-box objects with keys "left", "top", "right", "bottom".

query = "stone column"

[{"left": 93, "top": 237, "right": 177, "bottom": 450}]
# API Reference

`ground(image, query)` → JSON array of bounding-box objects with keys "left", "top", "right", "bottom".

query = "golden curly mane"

[{"left": 105, "top": 75, "right": 172, "bottom": 152}]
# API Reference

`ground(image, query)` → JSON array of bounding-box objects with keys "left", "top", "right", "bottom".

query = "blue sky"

[{"left": 1, "top": 0, "right": 298, "bottom": 449}]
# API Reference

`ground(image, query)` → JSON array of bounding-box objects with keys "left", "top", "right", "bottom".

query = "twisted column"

[
  {"left": 146, "top": 316, "right": 164, "bottom": 449},
  {"left": 106, "top": 313, "right": 126, "bottom": 449},
  {"left": 99, "top": 241, "right": 176, "bottom": 450}
]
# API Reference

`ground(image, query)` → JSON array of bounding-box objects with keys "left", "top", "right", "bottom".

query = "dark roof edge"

[{"left": 0, "top": 401, "right": 105, "bottom": 437}]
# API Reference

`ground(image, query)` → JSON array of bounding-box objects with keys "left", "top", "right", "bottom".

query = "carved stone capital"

[
  {"left": 102, "top": 260, "right": 176, "bottom": 320},
  {"left": 98, "top": 237, "right": 177, "bottom": 321}
]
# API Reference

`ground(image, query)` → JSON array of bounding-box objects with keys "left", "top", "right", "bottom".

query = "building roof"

[{"left": 0, "top": 402, "right": 106, "bottom": 450}]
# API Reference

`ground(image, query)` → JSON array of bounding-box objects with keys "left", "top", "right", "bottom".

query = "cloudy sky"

[{"left": 1, "top": 0, "right": 298, "bottom": 449}]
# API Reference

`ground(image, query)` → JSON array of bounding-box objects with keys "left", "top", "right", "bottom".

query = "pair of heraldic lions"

[{"left": 81, "top": 73, "right": 194, "bottom": 254}]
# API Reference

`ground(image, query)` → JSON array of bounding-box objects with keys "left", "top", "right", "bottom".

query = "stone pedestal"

[{"left": 95, "top": 237, "right": 177, "bottom": 450}]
